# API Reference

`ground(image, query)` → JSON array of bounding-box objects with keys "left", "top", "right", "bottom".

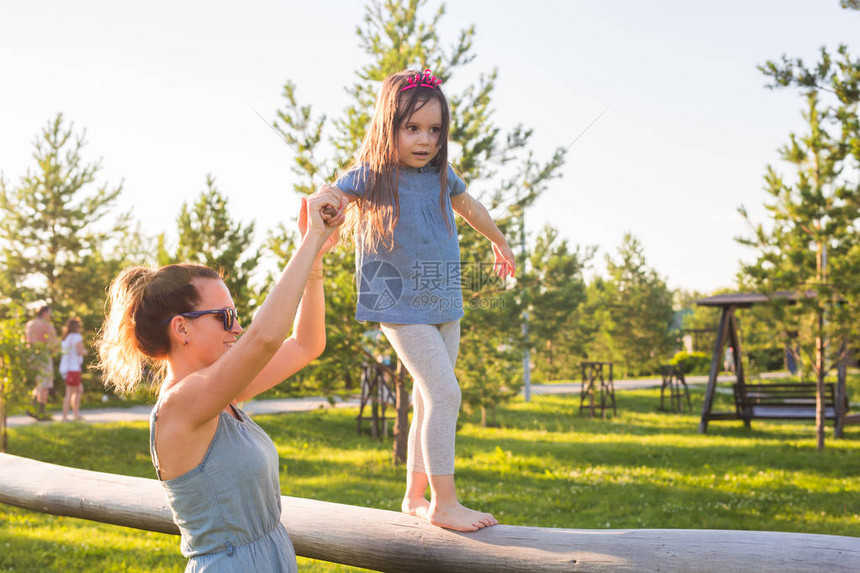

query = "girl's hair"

[
  {"left": 96, "top": 264, "right": 221, "bottom": 394},
  {"left": 347, "top": 69, "right": 452, "bottom": 253},
  {"left": 61, "top": 318, "right": 81, "bottom": 339}
]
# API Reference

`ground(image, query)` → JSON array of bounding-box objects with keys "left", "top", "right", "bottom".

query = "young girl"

[
  {"left": 328, "top": 69, "right": 516, "bottom": 532},
  {"left": 97, "top": 189, "right": 345, "bottom": 572},
  {"left": 60, "top": 317, "right": 87, "bottom": 421}
]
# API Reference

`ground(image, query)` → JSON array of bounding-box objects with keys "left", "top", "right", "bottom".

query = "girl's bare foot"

[
  {"left": 427, "top": 501, "right": 498, "bottom": 531},
  {"left": 401, "top": 496, "right": 431, "bottom": 520}
]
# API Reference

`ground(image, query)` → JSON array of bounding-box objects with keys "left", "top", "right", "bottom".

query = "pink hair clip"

[{"left": 402, "top": 68, "right": 442, "bottom": 91}]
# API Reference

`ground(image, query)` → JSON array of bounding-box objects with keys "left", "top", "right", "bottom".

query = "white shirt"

[{"left": 60, "top": 332, "right": 84, "bottom": 373}]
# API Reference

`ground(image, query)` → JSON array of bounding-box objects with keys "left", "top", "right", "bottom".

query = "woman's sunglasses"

[{"left": 162, "top": 308, "right": 239, "bottom": 331}]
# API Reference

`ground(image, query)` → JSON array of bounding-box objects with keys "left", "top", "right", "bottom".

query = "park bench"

[
  {"left": 696, "top": 292, "right": 859, "bottom": 440},
  {"left": 732, "top": 382, "right": 848, "bottom": 426}
]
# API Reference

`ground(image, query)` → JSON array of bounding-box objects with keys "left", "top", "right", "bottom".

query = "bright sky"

[{"left": 1, "top": 1, "right": 857, "bottom": 293}]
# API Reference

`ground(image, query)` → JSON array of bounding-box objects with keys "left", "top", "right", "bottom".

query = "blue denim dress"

[
  {"left": 336, "top": 163, "right": 467, "bottom": 325},
  {"left": 149, "top": 404, "right": 297, "bottom": 572}
]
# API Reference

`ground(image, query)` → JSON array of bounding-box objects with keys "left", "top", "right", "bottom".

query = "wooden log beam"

[{"left": 1, "top": 453, "right": 858, "bottom": 572}]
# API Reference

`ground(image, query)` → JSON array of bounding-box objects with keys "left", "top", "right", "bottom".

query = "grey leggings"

[{"left": 380, "top": 321, "right": 460, "bottom": 475}]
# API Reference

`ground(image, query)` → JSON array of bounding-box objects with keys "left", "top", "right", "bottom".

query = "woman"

[
  {"left": 97, "top": 189, "right": 346, "bottom": 572},
  {"left": 60, "top": 317, "right": 87, "bottom": 421}
]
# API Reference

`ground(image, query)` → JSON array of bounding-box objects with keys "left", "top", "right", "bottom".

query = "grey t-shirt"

[{"left": 335, "top": 163, "right": 467, "bottom": 324}]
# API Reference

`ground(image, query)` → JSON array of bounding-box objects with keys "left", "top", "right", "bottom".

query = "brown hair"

[
  {"left": 61, "top": 317, "right": 81, "bottom": 339},
  {"left": 96, "top": 264, "right": 221, "bottom": 394},
  {"left": 346, "top": 69, "right": 452, "bottom": 253}
]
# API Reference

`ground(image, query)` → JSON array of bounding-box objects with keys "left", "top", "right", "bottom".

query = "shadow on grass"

[
  {"left": 6, "top": 423, "right": 158, "bottom": 478},
  {"left": 0, "top": 508, "right": 183, "bottom": 573},
  {"left": 459, "top": 432, "right": 860, "bottom": 478},
  {"left": 438, "top": 456, "right": 860, "bottom": 533},
  {"left": 486, "top": 388, "right": 857, "bottom": 440}
]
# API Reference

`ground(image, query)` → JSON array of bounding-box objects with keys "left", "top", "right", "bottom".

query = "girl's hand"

[
  {"left": 492, "top": 242, "right": 517, "bottom": 280},
  {"left": 299, "top": 192, "right": 347, "bottom": 254},
  {"left": 317, "top": 185, "right": 349, "bottom": 225}
]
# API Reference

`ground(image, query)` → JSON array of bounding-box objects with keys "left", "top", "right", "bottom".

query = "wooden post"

[
  {"left": 392, "top": 360, "right": 408, "bottom": 464},
  {"left": 699, "top": 306, "right": 730, "bottom": 433},
  {"left": 660, "top": 366, "right": 691, "bottom": 413},
  {"left": 835, "top": 342, "right": 848, "bottom": 439},
  {"left": 816, "top": 244, "right": 826, "bottom": 451},
  {"left": 727, "top": 310, "right": 750, "bottom": 429},
  {"left": 358, "top": 362, "right": 396, "bottom": 440},
  {"left": 370, "top": 367, "right": 380, "bottom": 439},
  {"left": 604, "top": 363, "right": 616, "bottom": 417},
  {"left": 816, "top": 307, "right": 826, "bottom": 451},
  {"left": 580, "top": 362, "right": 613, "bottom": 418},
  {"left": 1, "top": 454, "right": 858, "bottom": 572}
]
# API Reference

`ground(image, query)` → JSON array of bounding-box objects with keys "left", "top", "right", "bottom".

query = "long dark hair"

[
  {"left": 61, "top": 317, "right": 81, "bottom": 339},
  {"left": 346, "top": 69, "right": 452, "bottom": 253}
]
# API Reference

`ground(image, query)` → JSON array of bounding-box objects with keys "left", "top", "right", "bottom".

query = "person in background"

[
  {"left": 723, "top": 346, "right": 735, "bottom": 373},
  {"left": 25, "top": 305, "right": 58, "bottom": 421},
  {"left": 60, "top": 317, "right": 88, "bottom": 421}
]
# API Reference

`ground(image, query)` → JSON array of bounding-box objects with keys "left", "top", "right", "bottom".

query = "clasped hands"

[{"left": 298, "top": 186, "right": 349, "bottom": 252}]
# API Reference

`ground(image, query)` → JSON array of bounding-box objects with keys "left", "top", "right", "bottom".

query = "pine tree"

[
  {"left": 165, "top": 175, "right": 260, "bottom": 326},
  {"left": 739, "top": 38, "right": 860, "bottom": 449},
  {"left": 525, "top": 225, "right": 595, "bottom": 382},
  {"left": 0, "top": 113, "right": 132, "bottom": 334},
  {"left": 674, "top": 288, "right": 723, "bottom": 367},
  {"left": 597, "top": 234, "right": 675, "bottom": 377}
]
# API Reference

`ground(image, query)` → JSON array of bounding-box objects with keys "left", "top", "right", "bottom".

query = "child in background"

[
  {"left": 60, "top": 317, "right": 87, "bottom": 421},
  {"left": 328, "top": 69, "right": 516, "bottom": 532}
]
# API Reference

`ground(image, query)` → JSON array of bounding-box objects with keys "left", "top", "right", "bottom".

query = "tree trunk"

[
  {"left": 0, "top": 395, "right": 6, "bottom": 452},
  {"left": 392, "top": 360, "right": 409, "bottom": 465},
  {"left": 835, "top": 342, "right": 849, "bottom": 439},
  {"left": 815, "top": 242, "right": 826, "bottom": 451},
  {"left": 815, "top": 309, "right": 826, "bottom": 451}
]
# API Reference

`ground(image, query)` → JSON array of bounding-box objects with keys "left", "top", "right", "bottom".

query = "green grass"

[{"left": 1, "top": 387, "right": 858, "bottom": 572}]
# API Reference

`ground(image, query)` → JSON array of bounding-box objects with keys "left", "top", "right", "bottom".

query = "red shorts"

[{"left": 65, "top": 371, "right": 82, "bottom": 387}]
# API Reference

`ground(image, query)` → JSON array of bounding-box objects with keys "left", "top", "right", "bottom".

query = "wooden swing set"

[{"left": 696, "top": 293, "right": 859, "bottom": 437}]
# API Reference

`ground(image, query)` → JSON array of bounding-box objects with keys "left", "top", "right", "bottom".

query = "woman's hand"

[
  {"left": 300, "top": 187, "right": 345, "bottom": 236},
  {"left": 492, "top": 241, "right": 517, "bottom": 280},
  {"left": 299, "top": 188, "right": 348, "bottom": 254}
]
